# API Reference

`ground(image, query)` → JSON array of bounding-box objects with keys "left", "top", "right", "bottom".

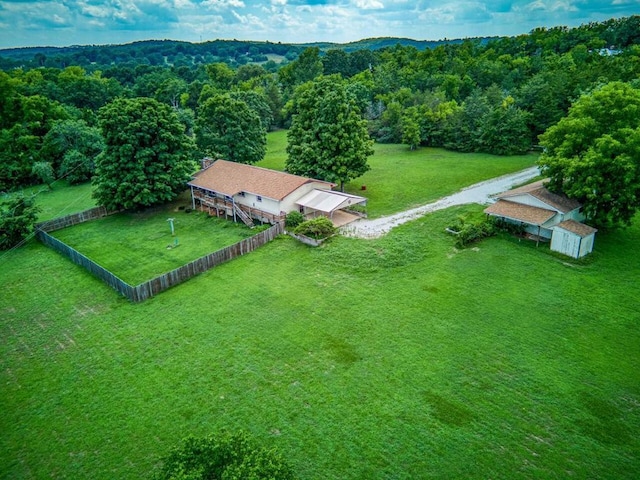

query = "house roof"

[
  {"left": 296, "top": 189, "right": 367, "bottom": 213},
  {"left": 497, "top": 179, "right": 581, "bottom": 213},
  {"left": 484, "top": 199, "right": 556, "bottom": 226},
  {"left": 553, "top": 219, "right": 598, "bottom": 237},
  {"left": 188, "top": 159, "right": 334, "bottom": 201}
]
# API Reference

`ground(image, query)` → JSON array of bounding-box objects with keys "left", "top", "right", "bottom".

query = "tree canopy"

[
  {"left": 154, "top": 431, "right": 295, "bottom": 480},
  {"left": 538, "top": 81, "right": 640, "bottom": 228},
  {"left": 196, "top": 93, "right": 266, "bottom": 164},
  {"left": 286, "top": 75, "right": 373, "bottom": 190},
  {"left": 0, "top": 194, "right": 40, "bottom": 250},
  {"left": 93, "top": 97, "right": 196, "bottom": 211}
]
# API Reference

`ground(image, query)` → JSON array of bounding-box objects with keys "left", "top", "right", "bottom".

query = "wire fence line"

[{"left": 35, "top": 207, "right": 284, "bottom": 302}]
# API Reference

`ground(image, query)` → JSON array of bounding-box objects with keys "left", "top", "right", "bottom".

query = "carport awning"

[{"left": 296, "top": 189, "right": 366, "bottom": 213}]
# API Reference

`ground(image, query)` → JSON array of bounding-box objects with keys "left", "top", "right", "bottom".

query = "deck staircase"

[{"left": 234, "top": 204, "right": 254, "bottom": 227}]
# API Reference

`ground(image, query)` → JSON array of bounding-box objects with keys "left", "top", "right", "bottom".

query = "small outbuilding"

[
  {"left": 550, "top": 220, "right": 598, "bottom": 259},
  {"left": 484, "top": 179, "right": 598, "bottom": 258}
]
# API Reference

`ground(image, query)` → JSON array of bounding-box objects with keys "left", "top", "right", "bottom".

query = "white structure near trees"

[
  {"left": 484, "top": 179, "right": 597, "bottom": 257},
  {"left": 188, "top": 159, "right": 367, "bottom": 227},
  {"left": 550, "top": 220, "right": 598, "bottom": 259}
]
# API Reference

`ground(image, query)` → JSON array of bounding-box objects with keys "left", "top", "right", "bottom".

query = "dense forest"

[{"left": 1, "top": 15, "right": 639, "bottom": 193}]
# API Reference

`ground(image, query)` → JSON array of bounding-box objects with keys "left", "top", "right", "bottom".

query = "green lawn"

[
  {"left": 3, "top": 180, "right": 97, "bottom": 221},
  {"left": 50, "top": 192, "right": 264, "bottom": 285},
  {"left": 1, "top": 139, "right": 638, "bottom": 480},
  {"left": 259, "top": 130, "right": 537, "bottom": 217}
]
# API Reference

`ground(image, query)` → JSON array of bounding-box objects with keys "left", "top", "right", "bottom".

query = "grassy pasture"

[
  {"left": 260, "top": 130, "right": 537, "bottom": 217},
  {"left": 1, "top": 136, "right": 639, "bottom": 479},
  {"left": 2, "top": 180, "right": 96, "bottom": 222}
]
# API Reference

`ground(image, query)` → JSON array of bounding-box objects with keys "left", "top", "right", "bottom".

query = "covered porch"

[{"left": 295, "top": 189, "right": 367, "bottom": 227}]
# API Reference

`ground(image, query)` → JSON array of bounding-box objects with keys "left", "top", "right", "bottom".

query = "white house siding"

[
  {"left": 232, "top": 181, "right": 334, "bottom": 219},
  {"left": 502, "top": 193, "right": 555, "bottom": 211},
  {"left": 566, "top": 209, "right": 585, "bottom": 222},
  {"left": 523, "top": 224, "right": 553, "bottom": 239},
  {"left": 579, "top": 233, "right": 595, "bottom": 258},
  {"left": 236, "top": 192, "right": 281, "bottom": 216},
  {"left": 551, "top": 229, "right": 581, "bottom": 257},
  {"left": 280, "top": 181, "right": 332, "bottom": 213}
]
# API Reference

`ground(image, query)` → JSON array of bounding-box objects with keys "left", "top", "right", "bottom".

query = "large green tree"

[
  {"left": 0, "top": 93, "right": 69, "bottom": 190},
  {"left": 195, "top": 93, "right": 266, "bottom": 164},
  {"left": 286, "top": 76, "right": 373, "bottom": 191},
  {"left": 0, "top": 194, "right": 40, "bottom": 250},
  {"left": 93, "top": 97, "right": 196, "bottom": 211},
  {"left": 40, "top": 119, "right": 104, "bottom": 184},
  {"left": 539, "top": 81, "right": 640, "bottom": 228}
]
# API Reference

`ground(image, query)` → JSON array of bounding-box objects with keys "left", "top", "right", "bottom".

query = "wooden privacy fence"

[
  {"left": 36, "top": 229, "right": 134, "bottom": 299},
  {"left": 36, "top": 207, "right": 284, "bottom": 302},
  {"left": 36, "top": 206, "right": 111, "bottom": 232}
]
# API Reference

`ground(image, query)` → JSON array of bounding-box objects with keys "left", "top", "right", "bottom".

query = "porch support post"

[{"left": 232, "top": 197, "right": 237, "bottom": 223}]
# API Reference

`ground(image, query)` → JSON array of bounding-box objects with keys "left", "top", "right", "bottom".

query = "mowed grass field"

[{"left": 1, "top": 135, "right": 639, "bottom": 479}]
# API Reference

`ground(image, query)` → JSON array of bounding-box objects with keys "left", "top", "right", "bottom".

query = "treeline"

[
  {"left": 0, "top": 39, "right": 303, "bottom": 71},
  {"left": 1, "top": 16, "right": 639, "bottom": 192},
  {"left": 0, "top": 37, "right": 471, "bottom": 72}
]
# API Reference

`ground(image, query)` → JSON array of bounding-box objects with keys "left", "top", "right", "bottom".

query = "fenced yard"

[
  {"left": 48, "top": 204, "right": 272, "bottom": 286},
  {"left": 37, "top": 201, "right": 282, "bottom": 301}
]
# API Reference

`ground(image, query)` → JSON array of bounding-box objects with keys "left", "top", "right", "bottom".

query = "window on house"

[{"left": 256, "top": 196, "right": 262, "bottom": 202}]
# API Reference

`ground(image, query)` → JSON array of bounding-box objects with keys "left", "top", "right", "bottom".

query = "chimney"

[{"left": 201, "top": 157, "right": 215, "bottom": 170}]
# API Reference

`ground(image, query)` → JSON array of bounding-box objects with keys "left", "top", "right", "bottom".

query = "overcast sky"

[{"left": 0, "top": 1, "right": 638, "bottom": 49}]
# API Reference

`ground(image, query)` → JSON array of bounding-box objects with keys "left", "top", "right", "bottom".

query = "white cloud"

[
  {"left": 524, "top": 1, "right": 580, "bottom": 13},
  {"left": 354, "top": 0, "right": 384, "bottom": 9},
  {"left": 231, "top": 10, "right": 263, "bottom": 26},
  {"left": 202, "top": 0, "right": 245, "bottom": 10}
]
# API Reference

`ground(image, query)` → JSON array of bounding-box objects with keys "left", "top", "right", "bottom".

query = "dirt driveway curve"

[{"left": 341, "top": 166, "right": 540, "bottom": 239}]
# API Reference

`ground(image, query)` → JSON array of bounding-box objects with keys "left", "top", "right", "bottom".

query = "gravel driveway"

[{"left": 341, "top": 166, "right": 540, "bottom": 239}]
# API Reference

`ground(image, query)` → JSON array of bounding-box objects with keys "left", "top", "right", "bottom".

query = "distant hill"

[
  {"left": 298, "top": 36, "right": 497, "bottom": 52},
  {"left": 0, "top": 37, "right": 486, "bottom": 70}
]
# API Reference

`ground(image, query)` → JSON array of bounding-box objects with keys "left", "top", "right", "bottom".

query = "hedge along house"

[
  {"left": 188, "top": 159, "right": 367, "bottom": 227},
  {"left": 484, "top": 179, "right": 597, "bottom": 257}
]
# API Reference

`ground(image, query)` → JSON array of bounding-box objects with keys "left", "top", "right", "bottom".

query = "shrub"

[
  {"left": 0, "top": 194, "right": 40, "bottom": 250},
  {"left": 293, "top": 216, "right": 336, "bottom": 239},
  {"left": 154, "top": 431, "right": 295, "bottom": 480},
  {"left": 31, "top": 161, "right": 55, "bottom": 188},
  {"left": 447, "top": 216, "right": 496, "bottom": 248},
  {"left": 493, "top": 218, "right": 526, "bottom": 236},
  {"left": 285, "top": 210, "right": 304, "bottom": 229}
]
